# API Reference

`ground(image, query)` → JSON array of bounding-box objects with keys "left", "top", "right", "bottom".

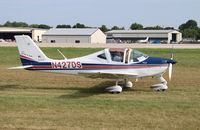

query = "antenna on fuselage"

[{"left": 57, "top": 49, "right": 67, "bottom": 60}]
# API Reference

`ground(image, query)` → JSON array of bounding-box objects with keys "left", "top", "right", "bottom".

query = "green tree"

[
  {"left": 56, "top": 24, "right": 71, "bottom": 28},
  {"left": 29, "top": 24, "right": 51, "bottom": 29},
  {"left": 144, "top": 26, "right": 154, "bottom": 30},
  {"left": 182, "top": 29, "right": 198, "bottom": 39},
  {"left": 37, "top": 24, "right": 51, "bottom": 29},
  {"left": 72, "top": 23, "right": 86, "bottom": 28},
  {"left": 144, "top": 25, "right": 164, "bottom": 30},
  {"left": 4, "top": 21, "right": 28, "bottom": 27},
  {"left": 3, "top": 21, "right": 12, "bottom": 27},
  {"left": 179, "top": 20, "right": 198, "bottom": 30},
  {"left": 130, "top": 23, "right": 143, "bottom": 30},
  {"left": 164, "top": 27, "right": 174, "bottom": 30},
  {"left": 111, "top": 26, "right": 125, "bottom": 30},
  {"left": 179, "top": 19, "right": 199, "bottom": 39},
  {"left": 154, "top": 25, "right": 164, "bottom": 30},
  {"left": 197, "top": 28, "right": 200, "bottom": 39},
  {"left": 99, "top": 25, "right": 109, "bottom": 32},
  {"left": 29, "top": 24, "right": 39, "bottom": 28}
]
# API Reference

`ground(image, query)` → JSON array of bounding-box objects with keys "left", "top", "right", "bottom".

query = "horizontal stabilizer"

[{"left": 8, "top": 65, "right": 33, "bottom": 70}]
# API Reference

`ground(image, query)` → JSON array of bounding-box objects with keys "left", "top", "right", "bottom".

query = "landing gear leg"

[
  {"left": 151, "top": 76, "right": 168, "bottom": 91},
  {"left": 105, "top": 79, "right": 122, "bottom": 94}
]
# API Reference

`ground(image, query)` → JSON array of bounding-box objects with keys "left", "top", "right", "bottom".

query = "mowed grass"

[{"left": 0, "top": 47, "right": 200, "bottom": 130}]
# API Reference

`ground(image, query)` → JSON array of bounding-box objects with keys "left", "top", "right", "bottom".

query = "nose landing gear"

[{"left": 151, "top": 76, "right": 168, "bottom": 91}]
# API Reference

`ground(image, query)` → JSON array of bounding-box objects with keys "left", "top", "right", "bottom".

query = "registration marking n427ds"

[{"left": 51, "top": 61, "right": 82, "bottom": 69}]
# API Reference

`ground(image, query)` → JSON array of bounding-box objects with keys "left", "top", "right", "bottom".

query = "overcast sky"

[{"left": 0, "top": 0, "right": 199, "bottom": 29}]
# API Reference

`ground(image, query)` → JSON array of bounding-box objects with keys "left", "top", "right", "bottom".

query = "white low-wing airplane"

[
  {"left": 10, "top": 35, "right": 176, "bottom": 93},
  {"left": 137, "top": 37, "right": 149, "bottom": 43}
]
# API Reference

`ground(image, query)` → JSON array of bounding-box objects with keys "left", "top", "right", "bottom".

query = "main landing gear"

[{"left": 105, "top": 79, "right": 134, "bottom": 94}]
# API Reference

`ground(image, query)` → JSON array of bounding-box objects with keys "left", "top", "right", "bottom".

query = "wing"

[{"left": 79, "top": 70, "right": 138, "bottom": 78}]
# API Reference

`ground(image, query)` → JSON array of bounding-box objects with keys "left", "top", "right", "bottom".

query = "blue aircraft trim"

[{"left": 20, "top": 58, "right": 51, "bottom": 66}]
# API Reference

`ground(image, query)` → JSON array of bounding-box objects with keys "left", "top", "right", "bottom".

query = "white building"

[
  {"left": 42, "top": 28, "right": 106, "bottom": 44},
  {"left": 0, "top": 27, "right": 48, "bottom": 42},
  {"left": 106, "top": 30, "right": 182, "bottom": 44}
]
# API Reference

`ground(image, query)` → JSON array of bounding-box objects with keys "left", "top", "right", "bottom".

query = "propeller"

[
  {"left": 168, "top": 45, "right": 174, "bottom": 81},
  {"left": 168, "top": 63, "right": 172, "bottom": 81}
]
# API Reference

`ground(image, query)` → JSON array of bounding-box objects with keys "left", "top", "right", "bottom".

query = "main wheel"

[{"left": 125, "top": 81, "right": 133, "bottom": 88}]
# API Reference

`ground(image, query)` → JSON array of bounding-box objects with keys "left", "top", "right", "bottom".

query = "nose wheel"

[{"left": 151, "top": 76, "right": 168, "bottom": 91}]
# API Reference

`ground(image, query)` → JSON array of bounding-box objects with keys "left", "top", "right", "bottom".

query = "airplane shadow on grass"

[
  {"left": 0, "top": 84, "right": 19, "bottom": 90},
  {"left": 59, "top": 81, "right": 114, "bottom": 99},
  {"left": 59, "top": 81, "right": 152, "bottom": 99},
  {"left": 0, "top": 81, "right": 152, "bottom": 99}
]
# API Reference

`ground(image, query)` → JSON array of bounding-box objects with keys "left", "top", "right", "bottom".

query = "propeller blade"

[
  {"left": 169, "top": 63, "right": 172, "bottom": 81},
  {"left": 169, "top": 45, "right": 174, "bottom": 81},
  {"left": 171, "top": 53, "right": 174, "bottom": 60},
  {"left": 171, "top": 44, "right": 174, "bottom": 60}
]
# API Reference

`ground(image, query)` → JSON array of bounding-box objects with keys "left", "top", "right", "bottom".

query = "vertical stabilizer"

[{"left": 15, "top": 35, "right": 49, "bottom": 65}]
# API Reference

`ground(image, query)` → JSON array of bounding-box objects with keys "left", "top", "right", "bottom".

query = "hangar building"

[
  {"left": 0, "top": 27, "right": 48, "bottom": 42},
  {"left": 42, "top": 28, "right": 106, "bottom": 44},
  {"left": 106, "top": 30, "right": 182, "bottom": 44}
]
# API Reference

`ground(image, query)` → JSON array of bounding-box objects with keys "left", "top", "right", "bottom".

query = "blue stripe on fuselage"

[{"left": 20, "top": 58, "right": 51, "bottom": 66}]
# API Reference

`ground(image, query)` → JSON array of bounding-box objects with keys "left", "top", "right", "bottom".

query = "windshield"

[{"left": 130, "top": 50, "right": 148, "bottom": 62}]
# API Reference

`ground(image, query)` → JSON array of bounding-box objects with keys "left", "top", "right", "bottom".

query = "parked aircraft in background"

[
  {"left": 10, "top": 35, "right": 176, "bottom": 93},
  {"left": 137, "top": 37, "right": 149, "bottom": 43}
]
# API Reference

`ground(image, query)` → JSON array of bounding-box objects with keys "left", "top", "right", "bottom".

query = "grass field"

[{"left": 0, "top": 47, "right": 200, "bottom": 130}]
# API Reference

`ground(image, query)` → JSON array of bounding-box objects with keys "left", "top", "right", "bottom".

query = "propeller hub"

[{"left": 167, "top": 59, "right": 177, "bottom": 64}]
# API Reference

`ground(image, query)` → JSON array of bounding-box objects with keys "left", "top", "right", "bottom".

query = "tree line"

[
  {"left": 0, "top": 20, "right": 200, "bottom": 39},
  {"left": 0, "top": 21, "right": 51, "bottom": 29}
]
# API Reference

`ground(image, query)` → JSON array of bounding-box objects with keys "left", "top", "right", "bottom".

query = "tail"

[{"left": 15, "top": 35, "right": 49, "bottom": 66}]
